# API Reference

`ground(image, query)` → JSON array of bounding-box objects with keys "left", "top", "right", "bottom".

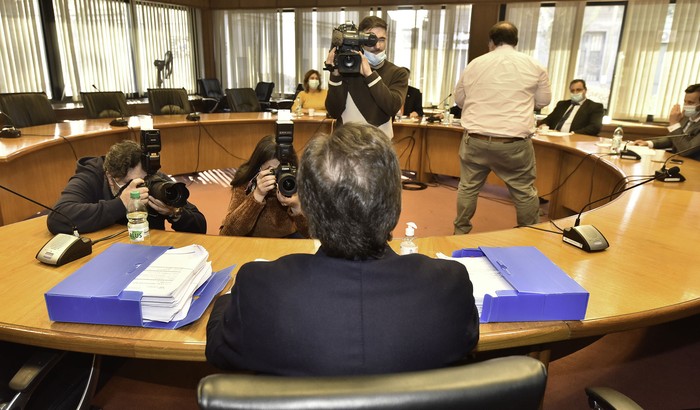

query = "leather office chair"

[
  {"left": 197, "top": 356, "right": 547, "bottom": 410},
  {"left": 225, "top": 88, "right": 261, "bottom": 112},
  {"left": 147, "top": 88, "right": 192, "bottom": 115},
  {"left": 586, "top": 386, "right": 644, "bottom": 410},
  {"left": 197, "top": 79, "right": 227, "bottom": 113},
  {"left": 0, "top": 92, "right": 56, "bottom": 128},
  {"left": 254, "top": 81, "right": 274, "bottom": 111},
  {"left": 80, "top": 91, "right": 130, "bottom": 119}
]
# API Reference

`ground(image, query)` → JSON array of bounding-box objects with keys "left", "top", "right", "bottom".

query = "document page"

[
  {"left": 437, "top": 252, "right": 514, "bottom": 316},
  {"left": 125, "top": 244, "right": 208, "bottom": 298}
]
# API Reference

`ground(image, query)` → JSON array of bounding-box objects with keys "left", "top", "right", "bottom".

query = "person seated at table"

[
  {"left": 538, "top": 79, "right": 604, "bottom": 136},
  {"left": 290, "top": 69, "right": 328, "bottom": 114},
  {"left": 47, "top": 140, "right": 206, "bottom": 235},
  {"left": 400, "top": 69, "right": 424, "bottom": 119},
  {"left": 206, "top": 123, "right": 479, "bottom": 376},
  {"left": 219, "top": 135, "right": 309, "bottom": 238},
  {"left": 632, "top": 83, "right": 700, "bottom": 160}
]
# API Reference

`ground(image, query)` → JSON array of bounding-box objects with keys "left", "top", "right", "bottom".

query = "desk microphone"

[
  {"left": 653, "top": 144, "right": 700, "bottom": 182},
  {"left": 0, "top": 111, "right": 21, "bottom": 138},
  {"left": 185, "top": 101, "right": 201, "bottom": 122},
  {"left": 426, "top": 94, "right": 452, "bottom": 123},
  {"left": 618, "top": 142, "right": 641, "bottom": 160},
  {"left": 562, "top": 176, "right": 656, "bottom": 252},
  {"left": 91, "top": 84, "right": 129, "bottom": 127},
  {"left": 0, "top": 184, "right": 92, "bottom": 266}
]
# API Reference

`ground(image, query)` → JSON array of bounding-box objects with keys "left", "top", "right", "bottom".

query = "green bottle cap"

[{"left": 130, "top": 190, "right": 140, "bottom": 199}]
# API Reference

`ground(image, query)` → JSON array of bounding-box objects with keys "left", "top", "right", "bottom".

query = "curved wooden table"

[{"left": 1, "top": 114, "right": 699, "bottom": 362}]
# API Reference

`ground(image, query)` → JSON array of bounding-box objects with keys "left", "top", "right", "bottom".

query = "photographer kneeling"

[
  {"left": 47, "top": 140, "right": 206, "bottom": 235},
  {"left": 219, "top": 135, "right": 309, "bottom": 238}
]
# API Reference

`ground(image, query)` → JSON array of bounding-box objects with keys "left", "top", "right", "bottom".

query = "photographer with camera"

[
  {"left": 325, "top": 16, "right": 408, "bottom": 139},
  {"left": 219, "top": 134, "right": 309, "bottom": 238},
  {"left": 47, "top": 140, "right": 206, "bottom": 235}
]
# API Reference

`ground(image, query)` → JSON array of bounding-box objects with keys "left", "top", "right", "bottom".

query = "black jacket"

[
  {"left": 206, "top": 246, "right": 480, "bottom": 376},
  {"left": 541, "top": 99, "right": 604, "bottom": 136},
  {"left": 47, "top": 156, "right": 206, "bottom": 235}
]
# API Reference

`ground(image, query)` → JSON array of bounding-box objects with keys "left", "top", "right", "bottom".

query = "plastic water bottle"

[
  {"left": 611, "top": 127, "right": 623, "bottom": 154},
  {"left": 295, "top": 98, "right": 303, "bottom": 117},
  {"left": 400, "top": 222, "right": 418, "bottom": 255},
  {"left": 127, "top": 190, "right": 149, "bottom": 244},
  {"left": 442, "top": 101, "right": 450, "bottom": 125}
]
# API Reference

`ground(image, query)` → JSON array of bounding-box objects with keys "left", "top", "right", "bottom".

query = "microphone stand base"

[
  {"left": 562, "top": 225, "right": 609, "bottom": 252},
  {"left": 110, "top": 118, "right": 129, "bottom": 127},
  {"left": 1, "top": 127, "right": 21, "bottom": 138}
]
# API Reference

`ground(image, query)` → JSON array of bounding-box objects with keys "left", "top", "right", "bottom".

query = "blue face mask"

[
  {"left": 683, "top": 104, "right": 699, "bottom": 117},
  {"left": 364, "top": 50, "right": 386, "bottom": 67}
]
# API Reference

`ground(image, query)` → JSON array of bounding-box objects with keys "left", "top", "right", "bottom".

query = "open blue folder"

[
  {"left": 45, "top": 243, "right": 233, "bottom": 329},
  {"left": 452, "top": 246, "right": 589, "bottom": 323}
]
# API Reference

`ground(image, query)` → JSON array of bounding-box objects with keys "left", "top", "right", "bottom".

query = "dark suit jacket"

[
  {"left": 403, "top": 85, "right": 424, "bottom": 117},
  {"left": 206, "top": 246, "right": 480, "bottom": 376},
  {"left": 653, "top": 117, "right": 700, "bottom": 160},
  {"left": 541, "top": 99, "right": 604, "bottom": 136}
]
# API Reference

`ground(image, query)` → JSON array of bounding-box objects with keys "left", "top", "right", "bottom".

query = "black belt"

[{"left": 468, "top": 133, "right": 523, "bottom": 143}]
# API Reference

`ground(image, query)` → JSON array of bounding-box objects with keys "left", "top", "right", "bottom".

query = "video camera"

[
  {"left": 274, "top": 121, "right": 297, "bottom": 197},
  {"left": 331, "top": 22, "right": 378, "bottom": 74},
  {"left": 139, "top": 129, "right": 190, "bottom": 208}
]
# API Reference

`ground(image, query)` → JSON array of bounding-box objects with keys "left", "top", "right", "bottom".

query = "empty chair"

[
  {"left": 255, "top": 81, "right": 274, "bottom": 111},
  {"left": 198, "top": 356, "right": 548, "bottom": 410},
  {"left": 585, "top": 386, "right": 644, "bottom": 410},
  {"left": 147, "top": 88, "right": 192, "bottom": 115},
  {"left": 197, "top": 79, "right": 226, "bottom": 113},
  {"left": 225, "top": 88, "right": 261, "bottom": 112},
  {"left": 0, "top": 92, "right": 56, "bottom": 128},
  {"left": 80, "top": 91, "right": 130, "bottom": 119}
]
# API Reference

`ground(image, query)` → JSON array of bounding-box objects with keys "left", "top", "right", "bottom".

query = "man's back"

[
  {"left": 205, "top": 247, "right": 479, "bottom": 376},
  {"left": 456, "top": 45, "right": 550, "bottom": 138}
]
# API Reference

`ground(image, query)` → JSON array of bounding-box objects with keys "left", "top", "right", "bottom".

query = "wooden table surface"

[{"left": 1, "top": 114, "right": 698, "bottom": 362}]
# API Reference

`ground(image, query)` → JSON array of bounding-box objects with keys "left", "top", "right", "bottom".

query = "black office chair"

[
  {"left": 80, "top": 91, "right": 130, "bottom": 119},
  {"left": 0, "top": 92, "right": 56, "bottom": 128},
  {"left": 585, "top": 386, "right": 644, "bottom": 410},
  {"left": 254, "top": 81, "right": 274, "bottom": 109},
  {"left": 225, "top": 88, "right": 261, "bottom": 112},
  {"left": 197, "top": 79, "right": 227, "bottom": 113},
  {"left": 197, "top": 356, "right": 547, "bottom": 410},
  {"left": 147, "top": 88, "right": 192, "bottom": 115}
]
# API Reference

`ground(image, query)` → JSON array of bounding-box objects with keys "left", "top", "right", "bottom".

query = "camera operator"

[
  {"left": 47, "top": 140, "right": 206, "bottom": 235},
  {"left": 325, "top": 16, "right": 408, "bottom": 139},
  {"left": 219, "top": 135, "right": 309, "bottom": 238}
]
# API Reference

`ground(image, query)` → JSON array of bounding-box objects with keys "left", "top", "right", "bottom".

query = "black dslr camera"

[
  {"left": 275, "top": 121, "right": 297, "bottom": 197},
  {"left": 139, "top": 129, "right": 190, "bottom": 208},
  {"left": 332, "top": 22, "right": 378, "bottom": 74}
]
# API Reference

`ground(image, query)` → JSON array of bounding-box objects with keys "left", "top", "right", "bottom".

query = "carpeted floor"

[{"left": 86, "top": 169, "right": 698, "bottom": 409}]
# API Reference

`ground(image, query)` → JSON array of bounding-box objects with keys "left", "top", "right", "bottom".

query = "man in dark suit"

[
  {"left": 539, "top": 79, "right": 604, "bottom": 136},
  {"left": 633, "top": 83, "right": 700, "bottom": 160},
  {"left": 402, "top": 85, "right": 424, "bottom": 118},
  {"left": 206, "top": 123, "right": 479, "bottom": 376}
]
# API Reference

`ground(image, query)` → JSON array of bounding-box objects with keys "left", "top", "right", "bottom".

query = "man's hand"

[
  {"left": 325, "top": 48, "right": 339, "bottom": 75},
  {"left": 669, "top": 103, "right": 683, "bottom": 125},
  {"left": 632, "top": 139, "right": 653, "bottom": 147},
  {"left": 277, "top": 191, "right": 303, "bottom": 215},
  {"left": 352, "top": 50, "right": 373, "bottom": 77},
  {"left": 148, "top": 196, "right": 177, "bottom": 217},
  {"left": 119, "top": 178, "right": 148, "bottom": 208}
]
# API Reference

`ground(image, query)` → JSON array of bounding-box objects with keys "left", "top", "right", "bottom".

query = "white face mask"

[
  {"left": 683, "top": 104, "right": 699, "bottom": 117},
  {"left": 364, "top": 50, "right": 386, "bottom": 67},
  {"left": 308, "top": 79, "right": 320, "bottom": 90},
  {"left": 570, "top": 93, "right": 584, "bottom": 104}
]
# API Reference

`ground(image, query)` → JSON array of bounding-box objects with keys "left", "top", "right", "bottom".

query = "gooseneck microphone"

[
  {"left": 0, "top": 183, "right": 92, "bottom": 266},
  {"left": 562, "top": 176, "right": 657, "bottom": 252},
  {"left": 654, "top": 144, "right": 699, "bottom": 182},
  {"left": 91, "top": 84, "right": 129, "bottom": 127},
  {"left": 618, "top": 142, "right": 641, "bottom": 160},
  {"left": 0, "top": 111, "right": 22, "bottom": 138}
]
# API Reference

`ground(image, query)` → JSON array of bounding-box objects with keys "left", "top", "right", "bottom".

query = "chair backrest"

[
  {"left": 225, "top": 88, "right": 261, "bottom": 112},
  {"left": 0, "top": 92, "right": 56, "bottom": 128},
  {"left": 254, "top": 81, "right": 274, "bottom": 102},
  {"left": 197, "top": 79, "right": 224, "bottom": 100},
  {"left": 80, "top": 91, "right": 129, "bottom": 119},
  {"left": 147, "top": 88, "right": 192, "bottom": 115},
  {"left": 197, "top": 356, "right": 547, "bottom": 410}
]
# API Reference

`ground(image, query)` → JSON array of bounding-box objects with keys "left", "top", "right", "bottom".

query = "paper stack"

[
  {"left": 124, "top": 244, "right": 213, "bottom": 323},
  {"left": 437, "top": 252, "right": 514, "bottom": 316}
]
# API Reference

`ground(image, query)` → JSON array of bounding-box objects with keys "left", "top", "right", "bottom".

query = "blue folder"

[
  {"left": 45, "top": 242, "right": 233, "bottom": 329},
  {"left": 452, "top": 246, "right": 589, "bottom": 323}
]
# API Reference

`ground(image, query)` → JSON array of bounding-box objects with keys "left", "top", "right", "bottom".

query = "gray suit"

[{"left": 652, "top": 117, "right": 700, "bottom": 160}]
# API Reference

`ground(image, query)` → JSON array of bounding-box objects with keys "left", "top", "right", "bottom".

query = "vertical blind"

[{"left": 0, "top": 0, "right": 51, "bottom": 96}]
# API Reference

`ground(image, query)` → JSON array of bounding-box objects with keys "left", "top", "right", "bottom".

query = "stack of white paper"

[
  {"left": 125, "top": 244, "right": 213, "bottom": 322},
  {"left": 437, "top": 252, "right": 514, "bottom": 316}
]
